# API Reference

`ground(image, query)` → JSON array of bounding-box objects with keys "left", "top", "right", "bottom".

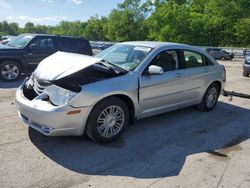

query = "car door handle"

[{"left": 204, "top": 68, "right": 209, "bottom": 73}]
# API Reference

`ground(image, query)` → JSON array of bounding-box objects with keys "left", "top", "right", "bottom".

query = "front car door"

[
  {"left": 24, "top": 36, "right": 55, "bottom": 71},
  {"left": 138, "top": 49, "right": 188, "bottom": 118}
]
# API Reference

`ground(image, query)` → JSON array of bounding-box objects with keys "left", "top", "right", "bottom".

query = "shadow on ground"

[
  {"left": 29, "top": 101, "right": 250, "bottom": 179},
  {"left": 0, "top": 78, "right": 24, "bottom": 89}
]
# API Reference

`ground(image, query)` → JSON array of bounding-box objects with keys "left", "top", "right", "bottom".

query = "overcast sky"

[{"left": 0, "top": 0, "right": 124, "bottom": 27}]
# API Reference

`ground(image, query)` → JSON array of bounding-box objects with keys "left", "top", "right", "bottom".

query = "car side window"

[
  {"left": 75, "top": 40, "right": 85, "bottom": 51},
  {"left": 64, "top": 38, "right": 75, "bottom": 50},
  {"left": 151, "top": 50, "right": 178, "bottom": 72},
  {"left": 57, "top": 38, "right": 85, "bottom": 52},
  {"left": 183, "top": 50, "right": 204, "bottom": 68},
  {"left": 34, "top": 38, "right": 54, "bottom": 49}
]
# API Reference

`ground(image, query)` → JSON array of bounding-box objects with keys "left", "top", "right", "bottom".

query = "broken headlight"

[
  {"left": 44, "top": 85, "right": 78, "bottom": 106},
  {"left": 25, "top": 73, "right": 34, "bottom": 89}
]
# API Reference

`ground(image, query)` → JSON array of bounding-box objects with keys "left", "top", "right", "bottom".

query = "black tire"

[
  {"left": 86, "top": 97, "right": 129, "bottom": 143},
  {"left": 221, "top": 56, "right": 225, "bottom": 60},
  {"left": 0, "top": 61, "right": 21, "bottom": 81},
  {"left": 243, "top": 72, "right": 249, "bottom": 77},
  {"left": 197, "top": 83, "right": 220, "bottom": 112}
]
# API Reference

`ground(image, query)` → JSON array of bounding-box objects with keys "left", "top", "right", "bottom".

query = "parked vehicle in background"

[
  {"left": 2, "top": 36, "right": 16, "bottom": 45},
  {"left": 98, "top": 43, "right": 114, "bottom": 50},
  {"left": 243, "top": 49, "right": 250, "bottom": 57},
  {"left": 0, "top": 34, "right": 93, "bottom": 81},
  {"left": 90, "top": 41, "right": 114, "bottom": 50},
  {"left": 206, "top": 47, "right": 234, "bottom": 60},
  {"left": 243, "top": 52, "right": 250, "bottom": 77},
  {"left": 16, "top": 41, "right": 226, "bottom": 143}
]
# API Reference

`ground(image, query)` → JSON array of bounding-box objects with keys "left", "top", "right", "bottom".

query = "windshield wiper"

[{"left": 101, "top": 59, "right": 128, "bottom": 73}]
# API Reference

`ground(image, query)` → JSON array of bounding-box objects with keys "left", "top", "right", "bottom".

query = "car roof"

[
  {"left": 19, "top": 33, "right": 86, "bottom": 40},
  {"left": 121, "top": 41, "right": 191, "bottom": 49}
]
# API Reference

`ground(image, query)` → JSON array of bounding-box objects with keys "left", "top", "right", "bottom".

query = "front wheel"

[
  {"left": 0, "top": 61, "right": 22, "bottom": 81},
  {"left": 86, "top": 97, "right": 129, "bottom": 143},
  {"left": 197, "top": 83, "right": 220, "bottom": 111}
]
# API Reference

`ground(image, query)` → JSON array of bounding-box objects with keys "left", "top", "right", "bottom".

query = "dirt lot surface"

[{"left": 0, "top": 58, "right": 250, "bottom": 188}]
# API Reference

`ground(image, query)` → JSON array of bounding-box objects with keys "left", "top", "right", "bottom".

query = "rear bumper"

[
  {"left": 15, "top": 83, "right": 93, "bottom": 136},
  {"left": 220, "top": 81, "right": 226, "bottom": 96}
]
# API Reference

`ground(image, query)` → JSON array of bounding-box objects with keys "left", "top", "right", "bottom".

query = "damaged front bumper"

[{"left": 15, "top": 80, "right": 92, "bottom": 136}]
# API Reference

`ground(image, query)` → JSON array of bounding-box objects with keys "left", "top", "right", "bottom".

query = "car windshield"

[
  {"left": 95, "top": 44, "right": 152, "bottom": 71},
  {"left": 7, "top": 34, "right": 34, "bottom": 48}
]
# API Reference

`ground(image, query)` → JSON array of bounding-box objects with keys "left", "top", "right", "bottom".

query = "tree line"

[{"left": 0, "top": 0, "right": 250, "bottom": 47}]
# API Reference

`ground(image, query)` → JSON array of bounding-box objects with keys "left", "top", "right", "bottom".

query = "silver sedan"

[{"left": 16, "top": 41, "right": 226, "bottom": 143}]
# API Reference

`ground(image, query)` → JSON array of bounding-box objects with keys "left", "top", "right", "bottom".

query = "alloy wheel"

[
  {"left": 206, "top": 87, "right": 218, "bottom": 108},
  {"left": 97, "top": 105, "right": 125, "bottom": 138},
  {"left": 1, "top": 64, "right": 20, "bottom": 80}
]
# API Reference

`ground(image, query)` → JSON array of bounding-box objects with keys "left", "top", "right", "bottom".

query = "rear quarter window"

[
  {"left": 56, "top": 37, "right": 92, "bottom": 55},
  {"left": 183, "top": 51, "right": 204, "bottom": 68}
]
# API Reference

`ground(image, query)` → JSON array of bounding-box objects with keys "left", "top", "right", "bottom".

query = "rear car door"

[
  {"left": 179, "top": 49, "right": 215, "bottom": 103},
  {"left": 24, "top": 36, "right": 56, "bottom": 70},
  {"left": 138, "top": 50, "right": 188, "bottom": 118}
]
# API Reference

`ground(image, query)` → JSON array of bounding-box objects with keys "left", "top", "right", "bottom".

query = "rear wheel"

[
  {"left": 86, "top": 97, "right": 129, "bottom": 143},
  {"left": 197, "top": 83, "right": 220, "bottom": 111},
  {"left": 0, "top": 61, "right": 21, "bottom": 81},
  {"left": 243, "top": 72, "right": 249, "bottom": 77}
]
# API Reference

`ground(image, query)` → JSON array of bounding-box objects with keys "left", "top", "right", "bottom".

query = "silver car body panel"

[{"left": 16, "top": 42, "right": 226, "bottom": 136}]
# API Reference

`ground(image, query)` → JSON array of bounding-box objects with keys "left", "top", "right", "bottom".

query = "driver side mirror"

[{"left": 147, "top": 65, "right": 164, "bottom": 75}]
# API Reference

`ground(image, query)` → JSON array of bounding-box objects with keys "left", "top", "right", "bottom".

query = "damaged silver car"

[{"left": 16, "top": 42, "right": 226, "bottom": 143}]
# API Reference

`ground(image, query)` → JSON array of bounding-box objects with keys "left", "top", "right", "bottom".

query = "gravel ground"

[{"left": 0, "top": 58, "right": 249, "bottom": 188}]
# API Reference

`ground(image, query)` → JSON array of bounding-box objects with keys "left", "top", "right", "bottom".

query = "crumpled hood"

[{"left": 34, "top": 51, "right": 102, "bottom": 81}]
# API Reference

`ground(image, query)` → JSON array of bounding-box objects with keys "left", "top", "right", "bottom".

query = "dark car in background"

[
  {"left": 90, "top": 41, "right": 114, "bottom": 50},
  {"left": 1, "top": 35, "right": 16, "bottom": 45},
  {"left": 243, "top": 52, "right": 250, "bottom": 77},
  {"left": 206, "top": 47, "right": 234, "bottom": 60},
  {"left": 0, "top": 34, "right": 93, "bottom": 81}
]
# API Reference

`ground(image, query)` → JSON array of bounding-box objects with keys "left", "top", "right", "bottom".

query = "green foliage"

[
  {"left": 0, "top": 21, "right": 20, "bottom": 36},
  {"left": 0, "top": 0, "right": 249, "bottom": 47},
  {"left": 106, "top": 0, "right": 151, "bottom": 41},
  {"left": 83, "top": 16, "right": 107, "bottom": 41},
  {"left": 234, "top": 18, "right": 250, "bottom": 46},
  {"left": 147, "top": 0, "right": 250, "bottom": 47}
]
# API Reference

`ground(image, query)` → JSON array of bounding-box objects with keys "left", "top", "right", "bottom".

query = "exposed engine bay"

[{"left": 23, "top": 62, "right": 126, "bottom": 101}]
